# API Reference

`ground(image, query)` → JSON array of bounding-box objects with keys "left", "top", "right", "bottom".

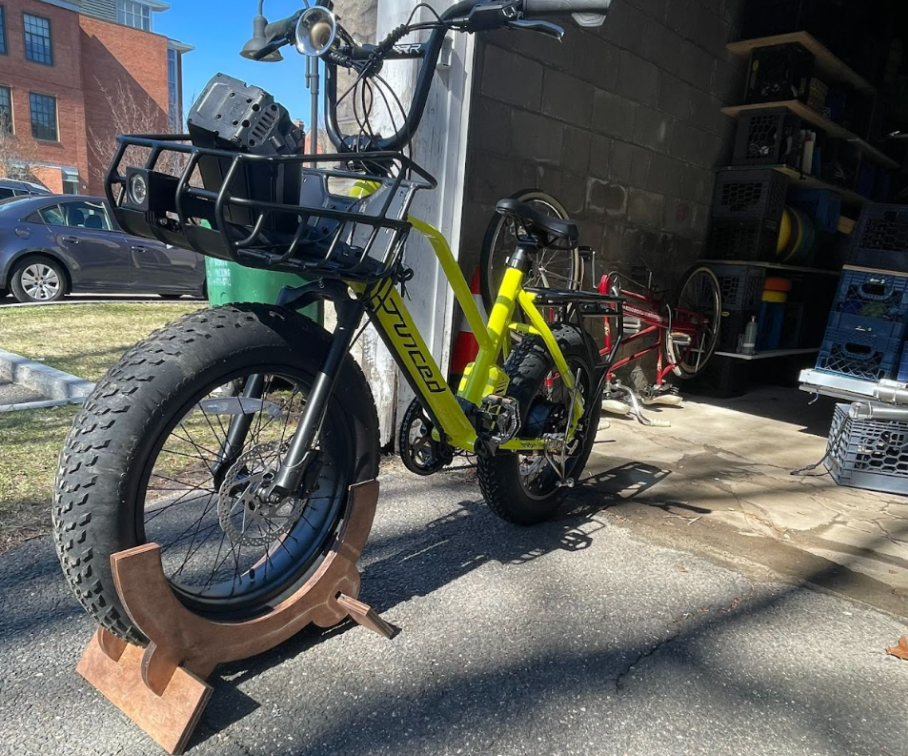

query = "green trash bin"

[{"left": 205, "top": 257, "right": 322, "bottom": 324}]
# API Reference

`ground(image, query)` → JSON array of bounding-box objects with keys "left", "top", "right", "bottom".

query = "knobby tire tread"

[
  {"left": 53, "top": 304, "right": 379, "bottom": 645},
  {"left": 477, "top": 324, "right": 600, "bottom": 526}
]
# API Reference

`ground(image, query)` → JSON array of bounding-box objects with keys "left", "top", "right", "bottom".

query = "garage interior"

[{"left": 451, "top": 0, "right": 908, "bottom": 502}]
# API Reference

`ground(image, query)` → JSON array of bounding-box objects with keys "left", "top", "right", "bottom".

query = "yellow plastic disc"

[{"left": 777, "top": 208, "right": 792, "bottom": 254}]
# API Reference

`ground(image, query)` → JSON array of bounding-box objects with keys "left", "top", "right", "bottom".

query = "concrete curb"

[
  {"left": 0, "top": 396, "right": 86, "bottom": 413},
  {"left": 0, "top": 349, "right": 95, "bottom": 404}
]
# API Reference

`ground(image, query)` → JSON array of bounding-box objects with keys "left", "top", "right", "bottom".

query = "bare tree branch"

[
  {"left": 0, "top": 112, "right": 40, "bottom": 182},
  {"left": 88, "top": 78, "right": 182, "bottom": 183}
]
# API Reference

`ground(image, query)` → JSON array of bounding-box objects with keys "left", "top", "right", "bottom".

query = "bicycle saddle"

[{"left": 496, "top": 198, "right": 579, "bottom": 245}]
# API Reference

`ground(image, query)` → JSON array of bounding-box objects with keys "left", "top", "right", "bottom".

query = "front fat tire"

[
  {"left": 52, "top": 304, "right": 379, "bottom": 644},
  {"left": 477, "top": 325, "right": 601, "bottom": 525}
]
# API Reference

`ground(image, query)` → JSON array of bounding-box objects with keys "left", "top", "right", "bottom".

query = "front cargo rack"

[{"left": 104, "top": 133, "right": 437, "bottom": 283}]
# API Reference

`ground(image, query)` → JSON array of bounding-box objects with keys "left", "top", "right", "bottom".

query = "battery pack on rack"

[
  {"left": 186, "top": 73, "right": 306, "bottom": 231},
  {"left": 187, "top": 73, "right": 305, "bottom": 156}
]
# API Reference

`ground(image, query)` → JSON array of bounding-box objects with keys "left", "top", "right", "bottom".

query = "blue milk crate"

[
  {"left": 847, "top": 204, "right": 908, "bottom": 273},
  {"left": 815, "top": 320, "right": 902, "bottom": 382},
  {"left": 898, "top": 347, "right": 908, "bottom": 383},
  {"left": 825, "top": 403, "right": 908, "bottom": 495},
  {"left": 831, "top": 267, "right": 908, "bottom": 326}
]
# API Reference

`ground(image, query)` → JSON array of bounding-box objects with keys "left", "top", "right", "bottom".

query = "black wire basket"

[{"left": 104, "top": 134, "right": 437, "bottom": 283}]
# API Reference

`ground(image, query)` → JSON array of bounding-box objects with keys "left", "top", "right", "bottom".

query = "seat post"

[{"left": 508, "top": 244, "right": 534, "bottom": 276}]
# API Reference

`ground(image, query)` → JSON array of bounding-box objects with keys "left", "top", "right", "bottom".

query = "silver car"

[{"left": 0, "top": 195, "right": 206, "bottom": 303}]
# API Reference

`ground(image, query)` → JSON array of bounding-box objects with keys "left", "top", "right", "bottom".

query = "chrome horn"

[{"left": 295, "top": 6, "right": 337, "bottom": 57}]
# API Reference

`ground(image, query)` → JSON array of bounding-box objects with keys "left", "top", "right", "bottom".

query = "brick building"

[{"left": 0, "top": 0, "right": 191, "bottom": 195}]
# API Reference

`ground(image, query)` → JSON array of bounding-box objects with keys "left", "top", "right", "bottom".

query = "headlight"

[{"left": 128, "top": 173, "right": 148, "bottom": 206}]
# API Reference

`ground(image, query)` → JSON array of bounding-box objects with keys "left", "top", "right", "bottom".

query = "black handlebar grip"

[{"left": 523, "top": 0, "right": 612, "bottom": 26}]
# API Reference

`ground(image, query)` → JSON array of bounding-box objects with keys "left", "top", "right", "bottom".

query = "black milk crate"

[
  {"left": 744, "top": 44, "right": 814, "bottom": 105},
  {"left": 104, "top": 134, "right": 436, "bottom": 284},
  {"left": 815, "top": 323, "right": 902, "bottom": 382},
  {"left": 709, "top": 262, "right": 765, "bottom": 310},
  {"left": 707, "top": 218, "right": 781, "bottom": 262},
  {"left": 711, "top": 169, "right": 788, "bottom": 225},
  {"left": 847, "top": 204, "right": 908, "bottom": 272},
  {"left": 831, "top": 267, "right": 908, "bottom": 323},
  {"left": 717, "top": 309, "right": 758, "bottom": 353},
  {"left": 732, "top": 108, "right": 803, "bottom": 168},
  {"left": 825, "top": 403, "right": 908, "bottom": 495}
]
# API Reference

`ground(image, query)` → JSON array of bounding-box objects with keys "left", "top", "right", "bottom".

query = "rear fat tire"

[
  {"left": 52, "top": 304, "right": 379, "bottom": 644},
  {"left": 477, "top": 324, "right": 601, "bottom": 525}
]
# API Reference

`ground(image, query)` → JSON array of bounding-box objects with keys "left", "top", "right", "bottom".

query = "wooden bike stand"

[{"left": 76, "top": 479, "right": 392, "bottom": 754}]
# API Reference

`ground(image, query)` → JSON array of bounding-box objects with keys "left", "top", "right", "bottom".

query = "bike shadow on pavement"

[
  {"left": 202, "top": 461, "right": 682, "bottom": 739},
  {"left": 195, "top": 462, "right": 908, "bottom": 756}
]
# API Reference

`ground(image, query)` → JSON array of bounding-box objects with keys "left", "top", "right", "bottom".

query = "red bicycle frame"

[{"left": 598, "top": 272, "right": 703, "bottom": 387}]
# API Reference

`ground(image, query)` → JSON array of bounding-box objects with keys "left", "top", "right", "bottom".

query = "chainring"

[{"left": 399, "top": 398, "right": 453, "bottom": 476}]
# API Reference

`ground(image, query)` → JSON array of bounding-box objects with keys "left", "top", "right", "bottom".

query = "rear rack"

[
  {"left": 104, "top": 134, "right": 437, "bottom": 283},
  {"left": 524, "top": 287, "right": 624, "bottom": 317}
]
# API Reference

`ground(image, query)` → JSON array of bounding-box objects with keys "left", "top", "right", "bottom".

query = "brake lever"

[{"left": 506, "top": 19, "right": 564, "bottom": 40}]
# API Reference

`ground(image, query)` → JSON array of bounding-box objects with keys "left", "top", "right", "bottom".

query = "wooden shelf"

[
  {"left": 700, "top": 260, "right": 841, "bottom": 276},
  {"left": 720, "top": 100, "right": 899, "bottom": 169},
  {"left": 724, "top": 164, "right": 869, "bottom": 204},
  {"left": 727, "top": 32, "right": 875, "bottom": 95},
  {"left": 716, "top": 348, "right": 820, "bottom": 361}
]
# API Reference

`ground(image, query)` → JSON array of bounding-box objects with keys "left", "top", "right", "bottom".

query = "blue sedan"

[{"left": 0, "top": 195, "right": 206, "bottom": 303}]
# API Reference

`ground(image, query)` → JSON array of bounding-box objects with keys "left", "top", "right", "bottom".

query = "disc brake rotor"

[{"left": 217, "top": 441, "right": 306, "bottom": 548}]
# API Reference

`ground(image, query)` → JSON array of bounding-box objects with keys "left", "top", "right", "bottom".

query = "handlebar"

[{"left": 256, "top": 0, "right": 612, "bottom": 156}]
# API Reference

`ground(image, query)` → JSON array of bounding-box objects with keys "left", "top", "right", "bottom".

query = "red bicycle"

[{"left": 597, "top": 266, "right": 722, "bottom": 424}]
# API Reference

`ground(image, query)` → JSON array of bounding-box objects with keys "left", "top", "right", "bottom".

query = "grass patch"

[
  {"left": 0, "top": 302, "right": 202, "bottom": 547},
  {"left": 0, "top": 302, "right": 201, "bottom": 381},
  {"left": 0, "top": 405, "right": 78, "bottom": 547}
]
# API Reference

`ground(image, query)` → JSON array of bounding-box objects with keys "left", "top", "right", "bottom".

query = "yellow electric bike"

[{"left": 53, "top": 0, "right": 616, "bottom": 644}]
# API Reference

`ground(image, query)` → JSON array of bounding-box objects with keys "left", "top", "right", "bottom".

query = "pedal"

[{"left": 477, "top": 395, "right": 520, "bottom": 446}]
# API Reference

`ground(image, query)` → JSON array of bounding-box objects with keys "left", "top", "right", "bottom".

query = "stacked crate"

[
  {"left": 817, "top": 205, "right": 908, "bottom": 492},
  {"left": 707, "top": 169, "right": 788, "bottom": 262},
  {"left": 711, "top": 263, "right": 765, "bottom": 353},
  {"left": 815, "top": 204, "right": 908, "bottom": 383}
]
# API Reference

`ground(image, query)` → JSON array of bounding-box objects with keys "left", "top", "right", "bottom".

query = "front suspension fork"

[{"left": 212, "top": 284, "right": 365, "bottom": 500}]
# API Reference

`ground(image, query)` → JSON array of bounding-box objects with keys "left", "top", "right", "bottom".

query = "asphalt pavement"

[{"left": 1, "top": 462, "right": 907, "bottom": 756}]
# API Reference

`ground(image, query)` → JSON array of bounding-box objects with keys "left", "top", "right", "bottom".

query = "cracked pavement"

[
  {"left": 587, "top": 386, "right": 908, "bottom": 619},
  {"left": 3, "top": 439, "right": 908, "bottom": 755}
]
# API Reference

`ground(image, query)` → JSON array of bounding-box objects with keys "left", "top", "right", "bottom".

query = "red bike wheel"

[{"left": 665, "top": 266, "right": 722, "bottom": 378}]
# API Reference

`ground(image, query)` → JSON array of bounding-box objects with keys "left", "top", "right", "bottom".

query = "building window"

[
  {"left": 24, "top": 13, "right": 53, "bottom": 65},
  {"left": 0, "top": 6, "right": 7, "bottom": 56},
  {"left": 62, "top": 169, "right": 80, "bottom": 195},
  {"left": 167, "top": 48, "right": 179, "bottom": 130},
  {"left": 0, "top": 87, "right": 11, "bottom": 134},
  {"left": 117, "top": 0, "right": 152, "bottom": 31},
  {"left": 29, "top": 93, "right": 57, "bottom": 141}
]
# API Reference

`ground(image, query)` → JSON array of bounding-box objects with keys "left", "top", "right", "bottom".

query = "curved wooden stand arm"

[{"left": 76, "top": 480, "right": 391, "bottom": 755}]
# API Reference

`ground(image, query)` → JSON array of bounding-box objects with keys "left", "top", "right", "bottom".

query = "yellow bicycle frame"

[{"left": 349, "top": 182, "right": 583, "bottom": 453}]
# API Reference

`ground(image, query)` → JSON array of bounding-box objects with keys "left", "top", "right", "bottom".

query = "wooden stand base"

[{"left": 77, "top": 479, "right": 389, "bottom": 754}]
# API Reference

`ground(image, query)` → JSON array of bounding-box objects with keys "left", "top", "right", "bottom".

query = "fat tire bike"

[{"left": 53, "top": 0, "right": 616, "bottom": 645}]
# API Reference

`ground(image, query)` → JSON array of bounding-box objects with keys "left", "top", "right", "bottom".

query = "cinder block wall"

[{"left": 460, "top": 0, "right": 747, "bottom": 290}]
